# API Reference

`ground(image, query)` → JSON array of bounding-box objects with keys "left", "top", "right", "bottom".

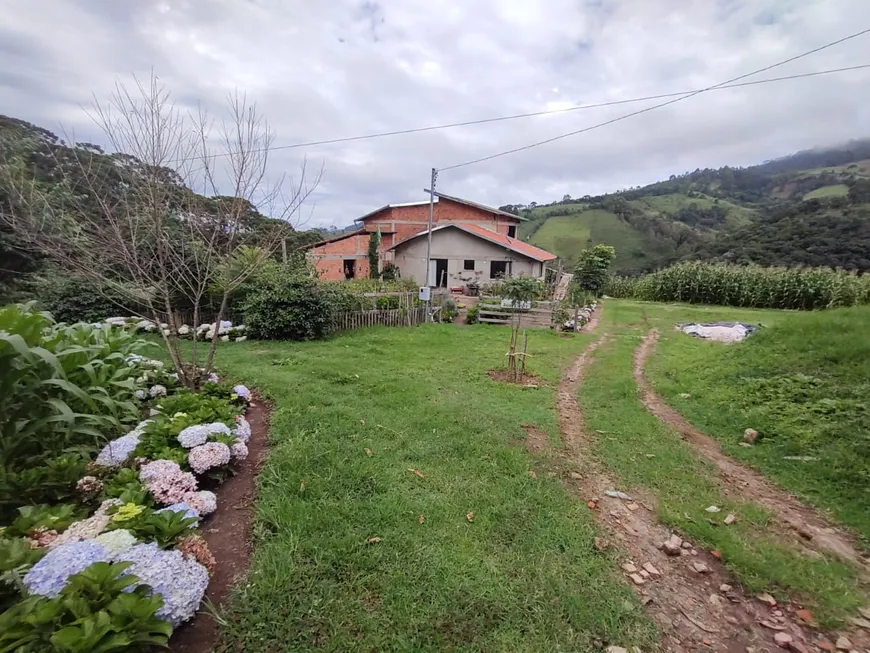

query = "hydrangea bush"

[
  {"left": 188, "top": 442, "right": 231, "bottom": 474},
  {"left": 2, "top": 336, "right": 255, "bottom": 642},
  {"left": 24, "top": 540, "right": 108, "bottom": 597},
  {"left": 116, "top": 543, "right": 209, "bottom": 626}
]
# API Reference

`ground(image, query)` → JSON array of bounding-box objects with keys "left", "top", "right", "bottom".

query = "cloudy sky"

[{"left": 4, "top": 0, "right": 870, "bottom": 228}]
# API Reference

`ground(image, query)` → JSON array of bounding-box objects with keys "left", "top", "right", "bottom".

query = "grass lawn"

[
  {"left": 802, "top": 184, "right": 850, "bottom": 200},
  {"left": 646, "top": 303, "right": 870, "bottom": 545},
  {"left": 183, "top": 325, "right": 657, "bottom": 651},
  {"left": 587, "top": 301, "right": 866, "bottom": 624},
  {"left": 628, "top": 193, "right": 755, "bottom": 225}
]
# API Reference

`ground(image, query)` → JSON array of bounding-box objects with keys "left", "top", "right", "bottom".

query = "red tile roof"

[
  {"left": 389, "top": 224, "right": 557, "bottom": 262},
  {"left": 459, "top": 224, "right": 557, "bottom": 261}
]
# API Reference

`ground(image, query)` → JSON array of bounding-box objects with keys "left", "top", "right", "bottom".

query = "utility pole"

[{"left": 424, "top": 167, "right": 438, "bottom": 322}]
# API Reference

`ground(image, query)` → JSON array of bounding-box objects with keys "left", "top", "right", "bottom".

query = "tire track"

[
  {"left": 555, "top": 314, "right": 858, "bottom": 652},
  {"left": 634, "top": 328, "right": 870, "bottom": 577}
]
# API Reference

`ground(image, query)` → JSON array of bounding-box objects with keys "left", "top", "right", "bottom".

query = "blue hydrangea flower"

[
  {"left": 232, "top": 385, "right": 251, "bottom": 401},
  {"left": 23, "top": 540, "right": 108, "bottom": 597},
  {"left": 115, "top": 543, "right": 209, "bottom": 626},
  {"left": 95, "top": 432, "right": 141, "bottom": 467},
  {"left": 178, "top": 424, "right": 210, "bottom": 448},
  {"left": 157, "top": 503, "right": 200, "bottom": 527},
  {"left": 135, "top": 389, "right": 147, "bottom": 400}
]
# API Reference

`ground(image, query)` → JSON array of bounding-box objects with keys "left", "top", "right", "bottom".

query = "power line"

[
  {"left": 440, "top": 26, "right": 870, "bottom": 171},
  {"left": 177, "top": 63, "right": 870, "bottom": 167}
]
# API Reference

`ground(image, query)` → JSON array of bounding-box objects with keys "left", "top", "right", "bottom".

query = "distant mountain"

[{"left": 511, "top": 139, "right": 870, "bottom": 273}]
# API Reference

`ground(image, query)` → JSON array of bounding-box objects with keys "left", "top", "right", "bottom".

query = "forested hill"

[
  {"left": 0, "top": 115, "right": 323, "bottom": 297},
  {"left": 509, "top": 139, "right": 870, "bottom": 274}
]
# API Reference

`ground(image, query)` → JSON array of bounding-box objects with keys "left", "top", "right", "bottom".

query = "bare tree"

[{"left": 0, "top": 74, "right": 319, "bottom": 388}]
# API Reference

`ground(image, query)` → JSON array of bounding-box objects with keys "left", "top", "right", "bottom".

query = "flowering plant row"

[
  {"left": 104, "top": 317, "right": 248, "bottom": 342},
  {"left": 0, "top": 354, "right": 254, "bottom": 652}
]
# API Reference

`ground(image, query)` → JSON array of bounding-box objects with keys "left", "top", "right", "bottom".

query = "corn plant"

[
  {"left": 0, "top": 303, "right": 148, "bottom": 517},
  {"left": 606, "top": 262, "right": 870, "bottom": 310}
]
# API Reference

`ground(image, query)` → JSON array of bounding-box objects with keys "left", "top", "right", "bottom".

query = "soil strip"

[
  {"left": 170, "top": 400, "right": 271, "bottom": 653},
  {"left": 634, "top": 328, "right": 869, "bottom": 576},
  {"left": 555, "top": 310, "right": 860, "bottom": 652}
]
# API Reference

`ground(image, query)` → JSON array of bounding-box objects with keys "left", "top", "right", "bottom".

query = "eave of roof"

[
  {"left": 302, "top": 227, "right": 366, "bottom": 250},
  {"left": 354, "top": 200, "right": 431, "bottom": 222}
]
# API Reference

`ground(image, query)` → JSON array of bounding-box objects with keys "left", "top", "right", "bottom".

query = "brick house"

[{"left": 306, "top": 192, "right": 557, "bottom": 285}]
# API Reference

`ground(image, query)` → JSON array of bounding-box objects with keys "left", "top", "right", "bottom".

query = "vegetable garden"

[{"left": 0, "top": 303, "right": 256, "bottom": 651}]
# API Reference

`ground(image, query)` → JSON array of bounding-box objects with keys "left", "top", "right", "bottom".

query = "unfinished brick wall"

[
  {"left": 310, "top": 198, "right": 521, "bottom": 281},
  {"left": 309, "top": 233, "right": 372, "bottom": 281}
]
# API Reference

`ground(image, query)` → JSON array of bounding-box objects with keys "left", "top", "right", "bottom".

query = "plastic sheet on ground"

[{"left": 677, "top": 321, "right": 757, "bottom": 343}]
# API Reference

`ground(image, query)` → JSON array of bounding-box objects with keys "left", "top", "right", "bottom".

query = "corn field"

[{"left": 606, "top": 262, "right": 870, "bottom": 310}]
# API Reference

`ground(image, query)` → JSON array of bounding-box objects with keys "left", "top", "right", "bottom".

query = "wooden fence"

[
  {"left": 477, "top": 298, "right": 558, "bottom": 329},
  {"left": 332, "top": 306, "right": 428, "bottom": 332}
]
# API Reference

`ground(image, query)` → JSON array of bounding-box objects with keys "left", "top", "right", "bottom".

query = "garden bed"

[
  {"left": 0, "top": 304, "right": 266, "bottom": 652},
  {"left": 170, "top": 401, "right": 270, "bottom": 653}
]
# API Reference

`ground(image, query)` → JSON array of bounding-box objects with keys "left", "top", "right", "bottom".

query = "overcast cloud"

[{"left": 3, "top": 0, "right": 870, "bottom": 227}]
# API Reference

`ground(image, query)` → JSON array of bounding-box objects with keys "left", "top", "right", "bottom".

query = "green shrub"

[
  {"left": 440, "top": 297, "right": 458, "bottom": 323},
  {"left": 31, "top": 274, "right": 130, "bottom": 324},
  {"left": 0, "top": 304, "right": 148, "bottom": 520},
  {"left": 243, "top": 273, "right": 338, "bottom": 340},
  {"left": 0, "top": 561, "right": 172, "bottom": 652},
  {"left": 466, "top": 305, "right": 480, "bottom": 324},
  {"left": 107, "top": 507, "right": 197, "bottom": 549},
  {"left": 0, "top": 537, "right": 46, "bottom": 610},
  {"left": 606, "top": 262, "right": 870, "bottom": 310},
  {"left": 4, "top": 504, "right": 82, "bottom": 538},
  {"left": 574, "top": 244, "right": 615, "bottom": 297}
]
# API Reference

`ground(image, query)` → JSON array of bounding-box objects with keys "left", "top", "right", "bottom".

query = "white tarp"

[{"left": 678, "top": 322, "right": 755, "bottom": 343}]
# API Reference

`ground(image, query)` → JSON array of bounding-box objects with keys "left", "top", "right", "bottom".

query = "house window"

[
  {"left": 343, "top": 259, "right": 355, "bottom": 280},
  {"left": 490, "top": 261, "right": 508, "bottom": 279},
  {"left": 463, "top": 259, "right": 475, "bottom": 271},
  {"left": 507, "top": 225, "right": 517, "bottom": 238}
]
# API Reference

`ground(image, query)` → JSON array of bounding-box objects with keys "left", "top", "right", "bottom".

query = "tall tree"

[
  {"left": 574, "top": 244, "right": 616, "bottom": 297},
  {"left": 0, "top": 75, "right": 320, "bottom": 388},
  {"left": 368, "top": 227, "right": 381, "bottom": 279}
]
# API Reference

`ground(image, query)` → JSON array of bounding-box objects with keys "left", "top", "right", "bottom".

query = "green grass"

[
  {"left": 647, "top": 303, "right": 870, "bottom": 545},
  {"left": 584, "top": 301, "right": 866, "bottom": 625},
  {"left": 803, "top": 184, "right": 850, "bottom": 200},
  {"left": 527, "top": 209, "right": 659, "bottom": 270},
  {"left": 186, "top": 326, "right": 657, "bottom": 651}
]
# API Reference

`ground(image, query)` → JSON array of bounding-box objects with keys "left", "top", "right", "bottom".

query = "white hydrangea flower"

[
  {"left": 233, "top": 416, "right": 251, "bottom": 443},
  {"left": 204, "top": 422, "right": 231, "bottom": 437},
  {"left": 93, "top": 529, "right": 137, "bottom": 555},
  {"left": 149, "top": 384, "right": 167, "bottom": 398},
  {"left": 230, "top": 441, "right": 248, "bottom": 461},
  {"left": 178, "top": 424, "right": 210, "bottom": 448}
]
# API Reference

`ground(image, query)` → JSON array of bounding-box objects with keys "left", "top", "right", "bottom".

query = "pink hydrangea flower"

[
  {"left": 188, "top": 442, "right": 231, "bottom": 474},
  {"left": 147, "top": 471, "right": 198, "bottom": 505}
]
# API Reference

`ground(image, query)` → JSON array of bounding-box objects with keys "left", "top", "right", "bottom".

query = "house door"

[
  {"left": 343, "top": 259, "right": 356, "bottom": 280},
  {"left": 428, "top": 259, "right": 448, "bottom": 287}
]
